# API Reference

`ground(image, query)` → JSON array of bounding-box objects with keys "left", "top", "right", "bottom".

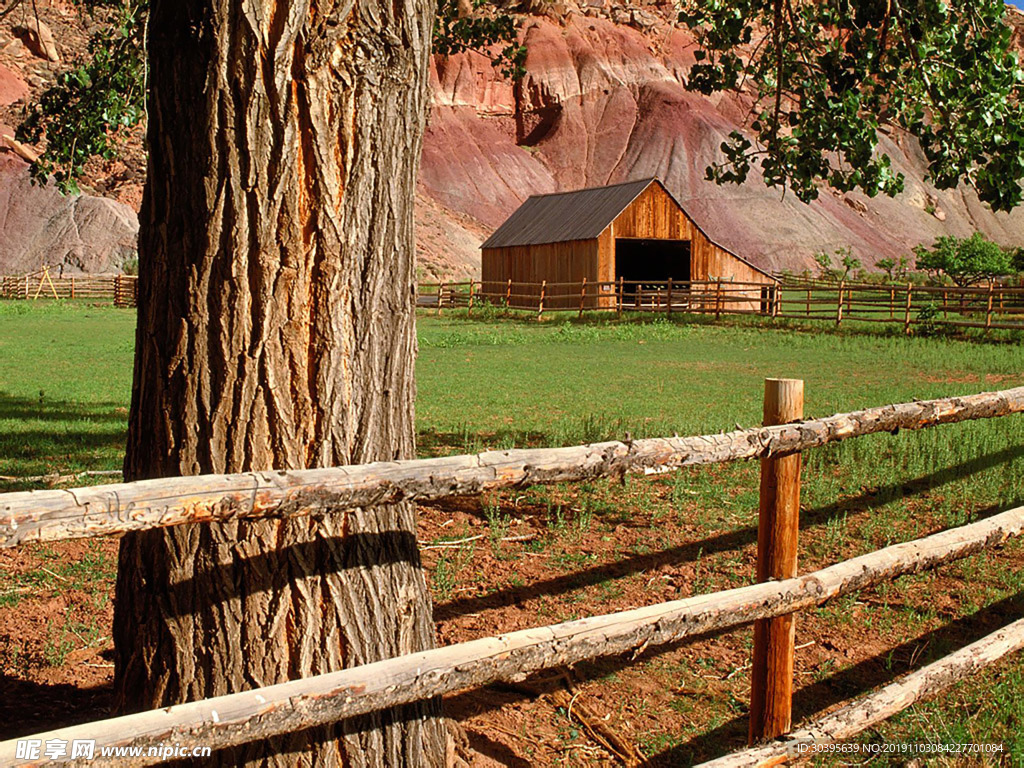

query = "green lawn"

[
  {"left": 0, "top": 301, "right": 134, "bottom": 484},
  {"left": 2, "top": 300, "right": 1024, "bottom": 762},
  {"left": 4, "top": 301, "right": 1022, "bottom": 479}
]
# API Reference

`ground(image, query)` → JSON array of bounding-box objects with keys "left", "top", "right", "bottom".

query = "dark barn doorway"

[{"left": 615, "top": 238, "right": 691, "bottom": 287}]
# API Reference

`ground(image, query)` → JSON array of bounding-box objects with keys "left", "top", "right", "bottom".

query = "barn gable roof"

[
  {"left": 480, "top": 178, "right": 657, "bottom": 249},
  {"left": 481, "top": 177, "right": 776, "bottom": 282}
]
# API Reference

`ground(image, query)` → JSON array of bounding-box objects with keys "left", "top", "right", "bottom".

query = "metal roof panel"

[{"left": 480, "top": 178, "right": 657, "bottom": 248}]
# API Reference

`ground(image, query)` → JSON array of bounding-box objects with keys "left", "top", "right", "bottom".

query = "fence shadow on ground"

[
  {"left": 647, "top": 589, "right": 1024, "bottom": 765},
  {"left": 0, "top": 671, "right": 114, "bottom": 740},
  {"left": 432, "top": 444, "right": 1024, "bottom": 622}
]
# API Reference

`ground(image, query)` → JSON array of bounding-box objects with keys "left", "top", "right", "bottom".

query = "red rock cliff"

[{"left": 419, "top": 8, "right": 1024, "bottom": 279}]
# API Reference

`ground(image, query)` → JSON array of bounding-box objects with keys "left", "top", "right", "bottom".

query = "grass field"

[{"left": 2, "top": 299, "right": 1024, "bottom": 763}]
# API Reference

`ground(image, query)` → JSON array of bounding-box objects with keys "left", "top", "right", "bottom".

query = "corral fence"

[
  {"left": 6, "top": 272, "right": 1021, "bottom": 332},
  {"left": 778, "top": 276, "right": 1024, "bottom": 332},
  {"left": 2, "top": 384, "right": 1024, "bottom": 765},
  {"left": 418, "top": 278, "right": 1024, "bottom": 333},
  {"left": 0, "top": 269, "right": 138, "bottom": 307},
  {"left": 418, "top": 278, "right": 771, "bottom": 319}
]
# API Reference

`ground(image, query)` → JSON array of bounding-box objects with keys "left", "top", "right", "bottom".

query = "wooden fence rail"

[
  {"left": 3, "top": 386, "right": 1023, "bottom": 548},
  {"left": 4, "top": 502, "right": 1024, "bottom": 766},
  {"left": 8, "top": 274, "right": 1024, "bottom": 330},
  {"left": 701, "top": 614, "right": 1024, "bottom": 767},
  {"left": 0, "top": 273, "right": 138, "bottom": 306},
  {"left": 416, "top": 278, "right": 1024, "bottom": 332},
  {"left": 3, "top": 383, "right": 1023, "bottom": 764},
  {"left": 12, "top": 275, "right": 1019, "bottom": 331}
]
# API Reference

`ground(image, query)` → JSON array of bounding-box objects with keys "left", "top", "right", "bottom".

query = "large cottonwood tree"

[{"left": 112, "top": 1, "right": 447, "bottom": 764}]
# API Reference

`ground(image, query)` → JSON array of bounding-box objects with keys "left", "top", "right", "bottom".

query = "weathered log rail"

[
  {"left": 700, "top": 615, "right": 1024, "bottom": 767},
  {"left": 3, "top": 386, "right": 1023, "bottom": 548},
  {"left": 4, "top": 502, "right": 1024, "bottom": 766},
  {"left": 3, "top": 384, "right": 1024, "bottom": 765}
]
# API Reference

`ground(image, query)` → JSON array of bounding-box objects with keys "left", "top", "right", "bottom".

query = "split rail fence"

[
  {"left": 0, "top": 270, "right": 138, "bottom": 307},
  {"left": 418, "top": 278, "right": 1024, "bottom": 333},
  {"left": 417, "top": 278, "right": 771, "bottom": 319},
  {"left": 777, "top": 276, "right": 1024, "bottom": 332},
  {"left": 6, "top": 273, "right": 1022, "bottom": 332},
  {"left": 2, "top": 385, "right": 1024, "bottom": 765}
]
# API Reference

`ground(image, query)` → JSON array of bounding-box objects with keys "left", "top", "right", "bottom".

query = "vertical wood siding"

[{"left": 481, "top": 181, "right": 775, "bottom": 310}]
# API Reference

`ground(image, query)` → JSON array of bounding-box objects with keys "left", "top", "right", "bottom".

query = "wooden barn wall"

[
  {"left": 608, "top": 183, "right": 773, "bottom": 310},
  {"left": 481, "top": 239, "right": 599, "bottom": 309},
  {"left": 480, "top": 182, "right": 775, "bottom": 312},
  {"left": 609, "top": 184, "right": 773, "bottom": 285}
]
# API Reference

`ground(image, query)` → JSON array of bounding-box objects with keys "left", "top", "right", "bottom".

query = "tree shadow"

[
  {"left": 0, "top": 391, "right": 127, "bottom": 490},
  {"left": 0, "top": 676, "right": 113, "bottom": 740},
  {"left": 433, "top": 444, "right": 1024, "bottom": 622},
  {"left": 0, "top": 392, "right": 127, "bottom": 426}
]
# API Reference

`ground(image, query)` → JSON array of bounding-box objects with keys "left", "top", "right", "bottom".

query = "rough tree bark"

[{"left": 113, "top": 1, "right": 446, "bottom": 766}]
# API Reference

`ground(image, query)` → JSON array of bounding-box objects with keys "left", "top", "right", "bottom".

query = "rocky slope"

[
  {"left": 423, "top": 4, "right": 1024, "bottom": 277},
  {"left": 0, "top": 4, "right": 139, "bottom": 276},
  {"left": 2, "top": 1, "right": 1023, "bottom": 278}
]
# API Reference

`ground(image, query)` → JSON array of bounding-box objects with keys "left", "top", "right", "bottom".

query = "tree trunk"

[{"left": 113, "top": 1, "right": 446, "bottom": 766}]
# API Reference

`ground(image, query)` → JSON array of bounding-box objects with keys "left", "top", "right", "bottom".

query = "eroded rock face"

[
  {"left": 2, "top": 3, "right": 1021, "bottom": 280},
  {"left": 0, "top": 62, "right": 28, "bottom": 108},
  {"left": 420, "top": 13, "right": 1024, "bottom": 277},
  {"left": 0, "top": 155, "right": 138, "bottom": 275}
]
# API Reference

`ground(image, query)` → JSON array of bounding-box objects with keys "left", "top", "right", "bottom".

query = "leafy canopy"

[
  {"left": 913, "top": 233, "right": 1016, "bottom": 286},
  {"left": 813, "top": 246, "right": 861, "bottom": 282},
  {"left": 875, "top": 256, "right": 912, "bottom": 283},
  {"left": 434, "top": 0, "right": 526, "bottom": 79},
  {"left": 16, "top": 0, "right": 524, "bottom": 193},
  {"left": 679, "top": 0, "right": 1024, "bottom": 211},
  {"left": 16, "top": 0, "right": 146, "bottom": 194}
]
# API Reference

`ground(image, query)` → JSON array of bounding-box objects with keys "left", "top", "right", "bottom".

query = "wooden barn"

[{"left": 480, "top": 178, "right": 776, "bottom": 309}]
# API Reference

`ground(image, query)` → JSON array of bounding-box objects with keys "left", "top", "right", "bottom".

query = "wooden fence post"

[
  {"left": 986, "top": 282, "right": 994, "bottom": 331},
  {"left": 616, "top": 276, "right": 624, "bottom": 318},
  {"left": 667, "top": 277, "right": 673, "bottom": 319},
  {"left": 889, "top": 287, "right": 895, "bottom": 320},
  {"left": 71, "top": 276, "right": 76, "bottom": 300},
  {"left": 749, "top": 377, "right": 804, "bottom": 744},
  {"left": 904, "top": 283, "right": 913, "bottom": 335},
  {"left": 467, "top": 281, "right": 475, "bottom": 317},
  {"left": 835, "top": 280, "right": 845, "bottom": 326},
  {"left": 805, "top": 288, "right": 811, "bottom": 318},
  {"left": 505, "top": 279, "right": 512, "bottom": 311},
  {"left": 715, "top": 279, "right": 723, "bottom": 321},
  {"left": 538, "top": 280, "right": 546, "bottom": 321},
  {"left": 436, "top": 282, "right": 444, "bottom": 317},
  {"left": 579, "top": 277, "right": 587, "bottom": 318}
]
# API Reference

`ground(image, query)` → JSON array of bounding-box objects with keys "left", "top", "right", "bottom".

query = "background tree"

[
  {"left": 876, "top": 256, "right": 912, "bottom": 284},
  {"left": 813, "top": 247, "right": 860, "bottom": 282},
  {"left": 113, "top": 1, "right": 448, "bottom": 765},
  {"left": 16, "top": 0, "right": 523, "bottom": 192},
  {"left": 15, "top": 0, "right": 145, "bottom": 194},
  {"left": 913, "top": 233, "right": 1015, "bottom": 286},
  {"left": 679, "top": 0, "right": 1024, "bottom": 211},
  {"left": 1011, "top": 247, "right": 1024, "bottom": 276}
]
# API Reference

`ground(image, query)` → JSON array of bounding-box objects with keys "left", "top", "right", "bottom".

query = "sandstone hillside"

[{"left": 2, "top": 1, "right": 1023, "bottom": 278}]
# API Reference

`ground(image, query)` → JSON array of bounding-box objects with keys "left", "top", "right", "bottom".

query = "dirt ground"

[{"left": 2, "top": 468, "right": 1022, "bottom": 765}]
